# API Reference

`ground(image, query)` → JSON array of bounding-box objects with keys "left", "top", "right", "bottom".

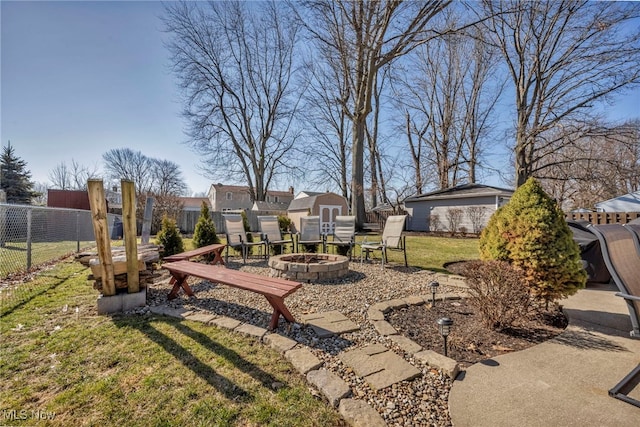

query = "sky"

[
  {"left": 1, "top": 0, "right": 215, "bottom": 196},
  {"left": 2, "top": 1, "right": 640, "bottom": 197}
]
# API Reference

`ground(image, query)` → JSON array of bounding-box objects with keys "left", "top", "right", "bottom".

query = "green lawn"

[
  {"left": 0, "top": 240, "right": 95, "bottom": 277},
  {"left": 219, "top": 234, "right": 480, "bottom": 273},
  {"left": 0, "top": 235, "right": 478, "bottom": 426},
  {"left": 0, "top": 261, "right": 343, "bottom": 426}
]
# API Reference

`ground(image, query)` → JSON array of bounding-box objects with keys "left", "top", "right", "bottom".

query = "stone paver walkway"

[
  {"left": 301, "top": 310, "right": 360, "bottom": 337},
  {"left": 339, "top": 343, "right": 421, "bottom": 390}
]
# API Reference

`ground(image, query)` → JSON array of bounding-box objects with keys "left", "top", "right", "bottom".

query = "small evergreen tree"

[
  {"left": 0, "top": 142, "right": 38, "bottom": 204},
  {"left": 156, "top": 215, "right": 184, "bottom": 257},
  {"left": 240, "top": 210, "right": 252, "bottom": 241},
  {"left": 479, "top": 177, "right": 586, "bottom": 306},
  {"left": 193, "top": 202, "right": 220, "bottom": 248}
]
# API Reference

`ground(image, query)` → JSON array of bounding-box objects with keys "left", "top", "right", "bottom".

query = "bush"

[
  {"left": 240, "top": 211, "right": 252, "bottom": 242},
  {"left": 156, "top": 215, "right": 184, "bottom": 258},
  {"left": 193, "top": 202, "right": 220, "bottom": 248},
  {"left": 278, "top": 215, "right": 292, "bottom": 233},
  {"left": 462, "top": 260, "right": 534, "bottom": 330},
  {"left": 479, "top": 178, "right": 586, "bottom": 306}
]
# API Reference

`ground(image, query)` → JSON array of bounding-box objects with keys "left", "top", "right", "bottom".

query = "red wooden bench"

[
  {"left": 162, "top": 260, "right": 302, "bottom": 330},
  {"left": 163, "top": 243, "right": 226, "bottom": 265}
]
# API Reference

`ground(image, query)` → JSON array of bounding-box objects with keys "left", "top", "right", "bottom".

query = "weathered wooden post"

[
  {"left": 140, "top": 196, "right": 154, "bottom": 244},
  {"left": 121, "top": 180, "right": 139, "bottom": 293},
  {"left": 87, "top": 179, "right": 116, "bottom": 296}
]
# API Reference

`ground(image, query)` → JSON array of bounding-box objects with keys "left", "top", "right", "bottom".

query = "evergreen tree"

[
  {"left": 193, "top": 201, "right": 220, "bottom": 248},
  {"left": 0, "top": 142, "right": 38, "bottom": 204},
  {"left": 156, "top": 215, "right": 184, "bottom": 257},
  {"left": 480, "top": 178, "right": 586, "bottom": 306}
]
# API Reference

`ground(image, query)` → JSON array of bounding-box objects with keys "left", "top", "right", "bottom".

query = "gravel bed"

[{"left": 145, "top": 259, "right": 463, "bottom": 426}]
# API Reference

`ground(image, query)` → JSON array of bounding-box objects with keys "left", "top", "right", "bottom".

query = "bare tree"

[
  {"left": 163, "top": 1, "right": 302, "bottom": 203},
  {"left": 538, "top": 119, "right": 640, "bottom": 210},
  {"left": 102, "top": 148, "right": 154, "bottom": 194},
  {"left": 49, "top": 162, "right": 72, "bottom": 190},
  {"left": 482, "top": 0, "right": 640, "bottom": 187},
  {"left": 393, "top": 14, "right": 503, "bottom": 190},
  {"left": 151, "top": 159, "right": 188, "bottom": 197},
  {"left": 49, "top": 159, "right": 99, "bottom": 190},
  {"left": 304, "top": 0, "right": 452, "bottom": 227},
  {"left": 299, "top": 55, "right": 352, "bottom": 198}
]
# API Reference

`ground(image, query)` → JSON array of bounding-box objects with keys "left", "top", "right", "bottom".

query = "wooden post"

[
  {"left": 140, "top": 196, "right": 154, "bottom": 244},
  {"left": 121, "top": 180, "right": 140, "bottom": 293},
  {"left": 87, "top": 180, "right": 116, "bottom": 296}
]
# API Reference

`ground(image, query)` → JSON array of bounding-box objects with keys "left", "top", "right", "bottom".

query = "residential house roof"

[
  {"left": 405, "top": 184, "right": 514, "bottom": 202},
  {"left": 252, "top": 201, "right": 290, "bottom": 211},
  {"left": 595, "top": 190, "right": 640, "bottom": 211},
  {"left": 209, "top": 183, "right": 294, "bottom": 198},
  {"left": 288, "top": 194, "right": 319, "bottom": 211},
  {"left": 179, "top": 197, "right": 210, "bottom": 210}
]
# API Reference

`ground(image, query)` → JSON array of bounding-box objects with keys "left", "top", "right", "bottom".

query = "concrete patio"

[{"left": 449, "top": 282, "right": 640, "bottom": 427}]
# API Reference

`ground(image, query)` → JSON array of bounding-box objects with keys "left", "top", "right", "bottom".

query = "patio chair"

[
  {"left": 325, "top": 215, "right": 356, "bottom": 259},
  {"left": 223, "top": 214, "right": 266, "bottom": 263},
  {"left": 360, "top": 215, "right": 408, "bottom": 268},
  {"left": 258, "top": 215, "right": 293, "bottom": 257},
  {"left": 296, "top": 216, "right": 325, "bottom": 253},
  {"left": 588, "top": 224, "right": 640, "bottom": 408}
]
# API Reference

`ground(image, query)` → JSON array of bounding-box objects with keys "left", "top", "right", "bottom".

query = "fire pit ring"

[{"left": 268, "top": 253, "right": 349, "bottom": 281}]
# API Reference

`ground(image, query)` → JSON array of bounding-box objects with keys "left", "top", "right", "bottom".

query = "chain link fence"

[
  {"left": 0, "top": 204, "right": 121, "bottom": 312},
  {"left": 0, "top": 203, "right": 122, "bottom": 316}
]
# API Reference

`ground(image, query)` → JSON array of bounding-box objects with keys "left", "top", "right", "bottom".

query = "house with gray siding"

[
  {"left": 594, "top": 191, "right": 640, "bottom": 212},
  {"left": 207, "top": 183, "right": 295, "bottom": 212},
  {"left": 404, "top": 184, "right": 514, "bottom": 233}
]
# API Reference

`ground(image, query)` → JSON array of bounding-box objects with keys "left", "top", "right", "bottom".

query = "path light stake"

[
  {"left": 429, "top": 281, "right": 440, "bottom": 306},
  {"left": 437, "top": 317, "right": 453, "bottom": 357}
]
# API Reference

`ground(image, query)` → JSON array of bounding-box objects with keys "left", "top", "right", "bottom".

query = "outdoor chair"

[
  {"left": 223, "top": 214, "right": 266, "bottom": 264},
  {"left": 325, "top": 215, "right": 356, "bottom": 259},
  {"left": 360, "top": 215, "right": 408, "bottom": 268},
  {"left": 588, "top": 224, "right": 640, "bottom": 408},
  {"left": 258, "top": 215, "right": 293, "bottom": 257},
  {"left": 296, "top": 216, "right": 325, "bottom": 253}
]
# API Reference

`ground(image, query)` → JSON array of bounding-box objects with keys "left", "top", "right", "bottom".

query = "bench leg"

[
  {"left": 211, "top": 249, "right": 225, "bottom": 266},
  {"left": 264, "top": 295, "right": 296, "bottom": 330},
  {"left": 168, "top": 274, "right": 194, "bottom": 300}
]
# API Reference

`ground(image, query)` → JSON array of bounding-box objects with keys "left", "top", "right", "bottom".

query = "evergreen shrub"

[
  {"left": 156, "top": 215, "right": 184, "bottom": 258},
  {"left": 193, "top": 202, "right": 220, "bottom": 248},
  {"left": 479, "top": 178, "right": 586, "bottom": 305}
]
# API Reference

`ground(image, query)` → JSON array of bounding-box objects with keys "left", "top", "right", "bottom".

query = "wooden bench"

[
  {"left": 164, "top": 243, "right": 226, "bottom": 265},
  {"left": 162, "top": 260, "right": 302, "bottom": 330}
]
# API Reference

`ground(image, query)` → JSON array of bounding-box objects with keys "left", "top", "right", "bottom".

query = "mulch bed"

[{"left": 386, "top": 298, "right": 568, "bottom": 368}]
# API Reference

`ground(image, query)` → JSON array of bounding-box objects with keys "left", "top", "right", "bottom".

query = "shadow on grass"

[
  {"left": 0, "top": 272, "right": 69, "bottom": 317},
  {"left": 118, "top": 317, "right": 282, "bottom": 402},
  {"left": 0, "top": 244, "right": 27, "bottom": 251}
]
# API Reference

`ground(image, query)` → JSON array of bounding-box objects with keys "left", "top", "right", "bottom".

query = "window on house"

[{"left": 226, "top": 192, "right": 233, "bottom": 200}]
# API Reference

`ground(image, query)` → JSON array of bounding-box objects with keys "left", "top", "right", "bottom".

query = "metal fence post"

[
  {"left": 76, "top": 211, "right": 80, "bottom": 252},
  {"left": 26, "top": 207, "right": 32, "bottom": 271}
]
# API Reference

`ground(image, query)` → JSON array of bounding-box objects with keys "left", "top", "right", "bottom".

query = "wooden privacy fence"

[
  {"left": 178, "top": 210, "right": 287, "bottom": 234},
  {"left": 566, "top": 212, "right": 640, "bottom": 225}
]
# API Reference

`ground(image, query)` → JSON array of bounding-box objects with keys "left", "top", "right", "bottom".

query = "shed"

[
  {"left": 404, "top": 184, "right": 514, "bottom": 233},
  {"left": 287, "top": 191, "right": 349, "bottom": 234},
  {"left": 594, "top": 191, "right": 640, "bottom": 212}
]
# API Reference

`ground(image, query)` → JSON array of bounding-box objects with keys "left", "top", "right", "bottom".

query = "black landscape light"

[
  {"left": 429, "top": 281, "right": 440, "bottom": 305},
  {"left": 437, "top": 317, "right": 453, "bottom": 357}
]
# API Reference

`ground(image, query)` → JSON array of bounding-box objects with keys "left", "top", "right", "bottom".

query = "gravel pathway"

[{"left": 146, "top": 259, "right": 465, "bottom": 426}]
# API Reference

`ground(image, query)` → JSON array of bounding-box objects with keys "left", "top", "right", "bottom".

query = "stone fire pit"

[{"left": 268, "top": 253, "right": 349, "bottom": 282}]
